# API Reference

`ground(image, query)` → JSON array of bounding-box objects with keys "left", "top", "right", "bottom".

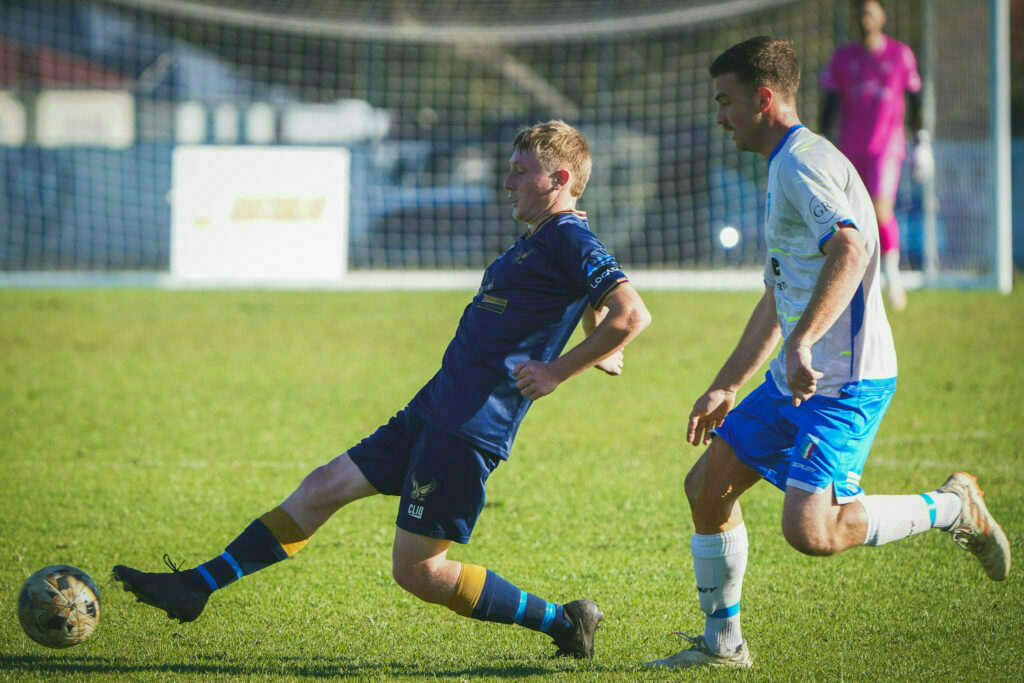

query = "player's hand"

[
  {"left": 786, "top": 342, "right": 824, "bottom": 407},
  {"left": 687, "top": 388, "right": 736, "bottom": 447},
  {"left": 512, "top": 360, "right": 561, "bottom": 400},
  {"left": 911, "top": 130, "right": 934, "bottom": 182},
  {"left": 594, "top": 349, "right": 624, "bottom": 376}
]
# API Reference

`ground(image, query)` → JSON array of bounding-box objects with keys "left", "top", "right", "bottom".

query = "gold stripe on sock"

[
  {"left": 259, "top": 507, "right": 310, "bottom": 557},
  {"left": 447, "top": 563, "right": 487, "bottom": 617}
]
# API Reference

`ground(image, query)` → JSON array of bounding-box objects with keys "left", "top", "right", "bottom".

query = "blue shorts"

[
  {"left": 714, "top": 373, "right": 895, "bottom": 503},
  {"left": 347, "top": 408, "right": 500, "bottom": 544}
]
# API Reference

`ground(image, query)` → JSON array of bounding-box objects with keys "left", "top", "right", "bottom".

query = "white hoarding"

[
  {"left": 171, "top": 146, "right": 349, "bottom": 283},
  {"left": 37, "top": 90, "right": 134, "bottom": 148},
  {"left": 0, "top": 92, "right": 26, "bottom": 146}
]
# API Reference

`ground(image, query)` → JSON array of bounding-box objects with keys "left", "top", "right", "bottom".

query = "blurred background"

[{"left": 0, "top": 0, "right": 1018, "bottom": 286}]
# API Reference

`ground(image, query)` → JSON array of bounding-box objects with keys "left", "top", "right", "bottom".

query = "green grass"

[{"left": 1, "top": 287, "right": 1022, "bottom": 681}]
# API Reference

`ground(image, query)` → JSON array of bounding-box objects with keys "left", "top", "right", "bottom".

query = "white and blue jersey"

[
  {"left": 715, "top": 125, "right": 898, "bottom": 503},
  {"left": 764, "top": 124, "right": 897, "bottom": 397},
  {"left": 408, "top": 210, "right": 628, "bottom": 460}
]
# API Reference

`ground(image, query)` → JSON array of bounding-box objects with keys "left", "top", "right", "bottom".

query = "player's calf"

[{"left": 446, "top": 563, "right": 603, "bottom": 658}]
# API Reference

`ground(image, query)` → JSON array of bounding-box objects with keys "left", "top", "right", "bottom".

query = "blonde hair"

[{"left": 512, "top": 120, "right": 592, "bottom": 197}]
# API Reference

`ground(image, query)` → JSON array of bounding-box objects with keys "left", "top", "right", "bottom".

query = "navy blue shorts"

[{"left": 347, "top": 408, "right": 501, "bottom": 544}]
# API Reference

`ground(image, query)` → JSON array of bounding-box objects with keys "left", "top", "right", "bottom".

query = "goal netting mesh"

[{"left": 0, "top": 0, "right": 1001, "bottom": 283}]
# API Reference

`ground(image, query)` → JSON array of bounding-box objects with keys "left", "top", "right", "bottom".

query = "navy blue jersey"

[{"left": 408, "top": 210, "right": 628, "bottom": 460}]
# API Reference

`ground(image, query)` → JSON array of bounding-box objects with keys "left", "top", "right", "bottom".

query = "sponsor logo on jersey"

[
  {"left": 585, "top": 254, "right": 617, "bottom": 277},
  {"left": 809, "top": 195, "right": 838, "bottom": 224},
  {"left": 588, "top": 267, "right": 620, "bottom": 289},
  {"left": 585, "top": 254, "right": 621, "bottom": 289}
]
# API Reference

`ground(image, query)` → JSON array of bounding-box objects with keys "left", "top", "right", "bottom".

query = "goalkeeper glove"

[{"left": 911, "top": 129, "right": 934, "bottom": 182}]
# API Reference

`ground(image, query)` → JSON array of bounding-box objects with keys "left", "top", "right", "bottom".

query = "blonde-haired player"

[{"left": 115, "top": 121, "right": 651, "bottom": 661}]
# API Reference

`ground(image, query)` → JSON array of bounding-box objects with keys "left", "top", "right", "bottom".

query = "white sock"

[
  {"left": 861, "top": 492, "right": 962, "bottom": 546},
  {"left": 692, "top": 524, "right": 748, "bottom": 656},
  {"left": 922, "top": 490, "right": 962, "bottom": 530}
]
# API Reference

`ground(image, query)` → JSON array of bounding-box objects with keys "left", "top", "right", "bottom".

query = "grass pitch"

[{"left": 1, "top": 286, "right": 1022, "bottom": 681}]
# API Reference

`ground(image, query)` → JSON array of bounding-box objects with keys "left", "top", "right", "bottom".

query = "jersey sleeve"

[
  {"left": 552, "top": 224, "right": 629, "bottom": 310},
  {"left": 902, "top": 43, "right": 922, "bottom": 93},
  {"left": 779, "top": 156, "right": 860, "bottom": 251}
]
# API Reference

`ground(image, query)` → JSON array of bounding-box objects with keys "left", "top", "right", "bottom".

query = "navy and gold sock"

[
  {"left": 447, "top": 564, "right": 573, "bottom": 637},
  {"left": 182, "top": 507, "right": 310, "bottom": 594}
]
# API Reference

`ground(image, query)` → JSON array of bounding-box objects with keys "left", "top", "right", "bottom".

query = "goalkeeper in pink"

[{"left": 819, "top": 0, "right": 931, "bottom": 311}]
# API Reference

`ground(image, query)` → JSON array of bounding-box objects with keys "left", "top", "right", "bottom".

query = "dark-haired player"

[{"left": 644, "top": 36, "right": 1008, "bottom": 671}]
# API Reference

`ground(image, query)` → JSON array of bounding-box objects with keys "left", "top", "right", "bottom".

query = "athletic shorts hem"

[
  {"left": 395, "top": 520, "right": 471, "bottom": 545},
  {"left": 710, "top": 428, "right": 765, "bottom": 480},
  {"left": 834, "top": 490, "right": 865, "bottom": 505},
  {"left": 785, "top": 478, "right": 822, "bottom": 495},
  {"left": 347, "top": 447, "right": 388, "bottom": 495}
]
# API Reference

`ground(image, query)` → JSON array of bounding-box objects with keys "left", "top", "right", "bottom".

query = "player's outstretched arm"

[
  {"left": 687, "top": 285, "right": 780, "bottom": 446},
  {"left": 513, "top": 284, "right": 651, "bottom": 400}
]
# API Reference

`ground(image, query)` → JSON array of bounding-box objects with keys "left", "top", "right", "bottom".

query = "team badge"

[
  {"left": 410, "top": 475, "right": 437, "bottom": 501},
  {"left": 407, "top": 475, "right": 437, "bottom": 520},
  {"left": 512, "top": 248, "right": 534, "bottom": 264}
]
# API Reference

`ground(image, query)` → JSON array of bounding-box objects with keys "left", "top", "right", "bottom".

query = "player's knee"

[
  {"left": 391, "top": 560, "right": 435, "bottom": 601},
  {"left": 782, "top": 518, "right": 839, "bottom": 556},
  {"left": 294, "top": 461, "right": 355, "bottom": 517},
  {"left": 684, "top": 465, "right": 733, "bottom": 528},
  {"left": 683, "top": 465, "right": 703, "bottom": 507},
  {"left": 296, "top": 464, "right": 335, "bottom": 503}
]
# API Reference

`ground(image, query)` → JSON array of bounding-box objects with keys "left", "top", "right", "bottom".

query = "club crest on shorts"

[
  {"left": 410, "top": 475, "right": 438, "bottom": 501},
  {"left": 801, "top": 435, "right": 821, "bottom": 459}
]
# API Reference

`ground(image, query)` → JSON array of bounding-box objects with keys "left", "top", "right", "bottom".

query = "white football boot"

[
  {"left": 644, "top": 634, "right": 752, "bottom": 670},
  {"left": 938, "top": 472, "right": 1011, "bottom": 581}
]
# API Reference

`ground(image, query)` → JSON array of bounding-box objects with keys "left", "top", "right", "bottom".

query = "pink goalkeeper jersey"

[{"left": 820, "top": 36, "right": 922, "bottom": 159}]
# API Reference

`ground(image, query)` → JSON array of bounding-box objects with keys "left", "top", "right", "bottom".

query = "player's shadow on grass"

[{"left": 0, "top": 654, "right": 624, "bottom": 678}]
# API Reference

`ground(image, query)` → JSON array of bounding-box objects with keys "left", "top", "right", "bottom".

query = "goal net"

[{"left": 0, "top": 0, "right": 1008, "bottom": 288}]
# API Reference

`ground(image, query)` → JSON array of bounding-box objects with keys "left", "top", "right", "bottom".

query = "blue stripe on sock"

[
  {"left": 709, "top": 602, "right": 740, "bottom": 619},
  {"left": 539, "top": 603, "right": 557, "bottom": 633},
  {"left": 513, "top": 591, "right": 527, "bottom": 624},
  {"left": 221, "top": 552, "right": 243, "bottom": 579},
  {"left": 920, "top": 493, "right": 937, "bottom": 526},
  {"left": 195, "top": 565, "right": 218, "bottom": 591}
]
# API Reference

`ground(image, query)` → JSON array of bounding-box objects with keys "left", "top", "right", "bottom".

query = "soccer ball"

[{"left": 17, "top": 565, "right": 101, "bottom": 649}]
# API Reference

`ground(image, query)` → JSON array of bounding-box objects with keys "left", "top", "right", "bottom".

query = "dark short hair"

[{"left": 709, "top": 36, "right": 801, "bottom": 99}]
